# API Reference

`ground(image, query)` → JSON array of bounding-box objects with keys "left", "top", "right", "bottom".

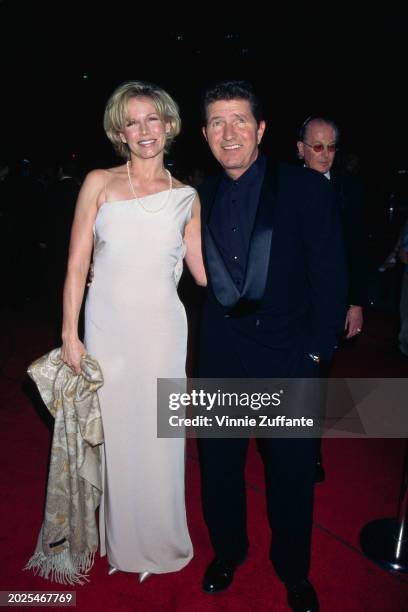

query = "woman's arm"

[
  {"left": 184, "top": 195, "right": 207, "bottom": 287},
  {"left": 60, "top": 170, "right": 103, "bottom": 373}
]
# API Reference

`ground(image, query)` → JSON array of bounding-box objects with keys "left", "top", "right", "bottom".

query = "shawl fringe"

[{"left": 24, "top": 549, "right": 96, "bottom": 585}]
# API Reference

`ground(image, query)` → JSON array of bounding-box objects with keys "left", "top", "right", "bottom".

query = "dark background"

[{"left": 1, "top": 4, "right": 407, "bottom": 230}]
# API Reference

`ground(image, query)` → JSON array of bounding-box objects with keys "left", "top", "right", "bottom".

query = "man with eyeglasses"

[
  {"left": 297, "top": 117, "right": 367, "bottom": 341},
  {"left": 297, "top": 118, "right": 338, "bottom": 177},
  {"left": 297, "top": 116, "right": 369, "bottom": 482}
]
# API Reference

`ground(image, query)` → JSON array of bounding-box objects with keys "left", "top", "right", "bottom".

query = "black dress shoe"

[
  {"left": 315, "top": 460, "right": 325, "bottom": 483},
  {"left": 202, "top": 556, "right": 246, "bottom": 593},
  {"left": 286, "top": 579, "right": 319, "bottom": 611}
]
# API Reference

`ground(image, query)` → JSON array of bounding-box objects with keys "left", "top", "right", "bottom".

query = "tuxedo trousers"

[
  {"left": 198, "top": 435, "right": 318, "bottom": 583},
  {"left": 198, "top": 307, "right": 319, "bottom": 584}
]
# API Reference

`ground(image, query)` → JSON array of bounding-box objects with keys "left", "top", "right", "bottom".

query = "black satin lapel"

[
  {"left": 242, "top": 170, "right": 276, "bottom": 301},
  {"left": 201, "top": 167, "right": 276, "bottom": 312},
  {"left": 204, "top": 225, "right": 241, "bottom": 308}
]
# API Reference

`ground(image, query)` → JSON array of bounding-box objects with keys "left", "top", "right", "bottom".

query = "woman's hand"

[{"left": 60, "top": 337, "right": 87, "bottom": 375}]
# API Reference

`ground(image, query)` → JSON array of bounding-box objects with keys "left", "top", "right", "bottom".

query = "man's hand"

[{"left": 345, "top": 305, "right": 363, "bottom": 339}]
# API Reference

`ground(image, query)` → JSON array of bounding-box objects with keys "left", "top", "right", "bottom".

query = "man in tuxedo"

[{"left": 197, "top": 81, "right": 347, "bottom": 612}]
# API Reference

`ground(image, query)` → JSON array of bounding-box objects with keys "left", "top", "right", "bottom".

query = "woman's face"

[{"left": 120, "top": 96, "right": 170, "bottom": 160}]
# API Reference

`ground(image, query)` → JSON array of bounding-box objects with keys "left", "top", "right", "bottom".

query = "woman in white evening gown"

[{"left": 60, "top": 81, "right": 206, "bottom": 580}]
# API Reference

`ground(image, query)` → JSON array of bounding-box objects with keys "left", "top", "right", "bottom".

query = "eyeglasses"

[{"left": 303, "top": 142, "right": 337, "bottom": 153}]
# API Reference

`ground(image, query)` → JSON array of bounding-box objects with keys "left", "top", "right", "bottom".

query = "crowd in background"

[{"left": 0, "top": 149, "right": 407, "bottom": 351}]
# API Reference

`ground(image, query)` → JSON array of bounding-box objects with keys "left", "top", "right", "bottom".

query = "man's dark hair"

[
  {"left": 201, "top": 80, "right": 264, "bottom": 125},
  {"left": 298, "top": 116, "right": 340, "bottom": 144}
]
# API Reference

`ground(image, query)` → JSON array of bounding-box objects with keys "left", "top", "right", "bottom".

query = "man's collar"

[
  {"left": 223, "top": 151, "right": 266, "bottom": 186},
  {"left": 303, "top": 163, "right": 331, "bottom": 180}
]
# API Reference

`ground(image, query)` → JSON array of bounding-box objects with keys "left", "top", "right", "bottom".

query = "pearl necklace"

[{"left": 126, "top": 161, "right": 172, "bottom": 214}]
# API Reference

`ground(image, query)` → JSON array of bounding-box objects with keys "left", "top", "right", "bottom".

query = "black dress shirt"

[{"left": 208, "top": 153, "right": 266, "bottom": 290}]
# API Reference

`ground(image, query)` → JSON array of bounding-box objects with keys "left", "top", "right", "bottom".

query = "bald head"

[{"left": 297, "top": 118, "right": 339, "bottom": 174}]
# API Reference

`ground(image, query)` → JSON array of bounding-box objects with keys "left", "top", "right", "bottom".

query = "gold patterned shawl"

[{"left": 24, "top": 348, "right": 104, "bottom": 585}]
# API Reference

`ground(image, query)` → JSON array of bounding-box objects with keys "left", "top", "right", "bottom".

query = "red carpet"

[{"left": 1, "top": 304, "right": 408, "bottom": 611}]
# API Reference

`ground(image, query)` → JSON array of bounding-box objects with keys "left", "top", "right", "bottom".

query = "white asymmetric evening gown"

[{"left": 84, "top": 185, "right": 195, "bottom": 573}]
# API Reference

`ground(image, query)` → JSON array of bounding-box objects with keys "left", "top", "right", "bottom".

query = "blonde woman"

[{"left": 61, "top": 81, "right": 206, "bottom": 580}]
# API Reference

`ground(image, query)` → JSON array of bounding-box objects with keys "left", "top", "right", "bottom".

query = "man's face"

[
  {"left": 297, "top": 121, "right": 337, "bottom": 174},
  {"left": 203, "top": 99, "right": 266, "bottom": 180}
]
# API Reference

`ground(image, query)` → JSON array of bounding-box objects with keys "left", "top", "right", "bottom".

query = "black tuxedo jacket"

[{"left": 198, "top": 162, "right": 347, "bottom": 378}]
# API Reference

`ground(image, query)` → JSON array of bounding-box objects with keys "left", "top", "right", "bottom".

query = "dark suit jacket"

[
  {"left": 198, "top": 162, "right": 347, "bottom": 378},
  {"left": 331, "top": 172, "right": 368, "bottom": 306}
]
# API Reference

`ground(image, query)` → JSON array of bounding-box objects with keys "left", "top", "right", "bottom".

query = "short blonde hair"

[{"left": 103, "top": 80, "right": 181, "bottom": 159}]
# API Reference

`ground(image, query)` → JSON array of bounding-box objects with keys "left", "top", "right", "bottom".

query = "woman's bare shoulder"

[
  {"left": 105, "top": 164, "right": 127, "bottom": 176},
  {"left": 86, "top": 165, "right": 125, "bottom": 180},
  {"left": 83, "top": 165, "right": 126, "bottom": 190}
]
